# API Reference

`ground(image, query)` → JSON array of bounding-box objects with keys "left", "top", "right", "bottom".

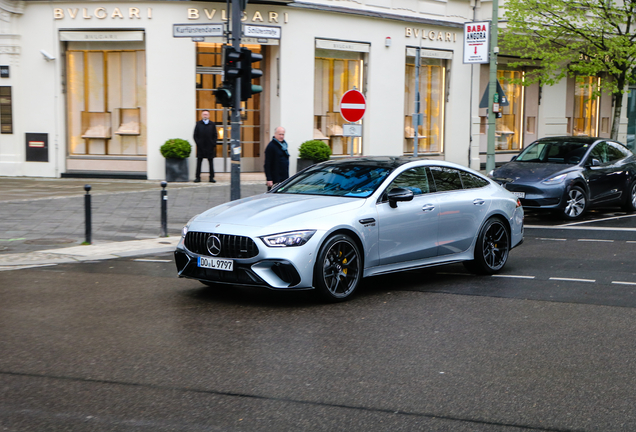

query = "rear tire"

[
  {"left": 562, "top": 186, "right": 587, "bottom": 220},
  {"left": 463, "top": 218, "right": 510, "bottom": 275},
  {"left": 314, "top": 234, "right": 362, "bottom": 302},
  {"left": 622, "top": 181, "right": 636, "bottom": 212}
]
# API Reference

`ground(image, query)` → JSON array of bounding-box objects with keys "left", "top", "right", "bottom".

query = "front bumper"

[
  {"left": 502, "top": 182, "right": 565, "bottom": 210},
  {"left": 174, "top": 232, "right": 324, "bottom": 290}
]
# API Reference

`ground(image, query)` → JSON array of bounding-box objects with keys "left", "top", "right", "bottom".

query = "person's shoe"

[
  {"left": 194, "top": 178, "right": 201, "bottom": 183},
  {"left": 210, "top": 178, "right": 216, "bottom": 183}
]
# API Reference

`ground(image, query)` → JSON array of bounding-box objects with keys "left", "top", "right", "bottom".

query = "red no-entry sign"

[{"left": 340, "top": 89, "right": 366, "bottom": 123}]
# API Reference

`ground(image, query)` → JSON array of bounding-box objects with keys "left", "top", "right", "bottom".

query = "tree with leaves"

[{"left": 502, "top": 0, "right": 636, "bottom": 140}]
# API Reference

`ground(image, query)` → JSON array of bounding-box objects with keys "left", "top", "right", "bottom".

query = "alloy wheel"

[
  {"left": 564, "top": 188, "right": 586, "bottom": 218},
  {"left": 482, "top": 221, "right": 509, "bottom": 271},
  {"left": 321, "top": 239, "right": 360, "bottom": 298}
]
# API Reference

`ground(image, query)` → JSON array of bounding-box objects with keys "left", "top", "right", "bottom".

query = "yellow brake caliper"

[{"left": 341, "top": 251, "right": 347, "bottom": 275}]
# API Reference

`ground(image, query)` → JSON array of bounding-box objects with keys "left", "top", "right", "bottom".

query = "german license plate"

[
  {"left": 198, "top": 256, "right": 233, "bottom": 272},
  {"left": 510, "top": 191, "right": 525, "bottom": 198}
]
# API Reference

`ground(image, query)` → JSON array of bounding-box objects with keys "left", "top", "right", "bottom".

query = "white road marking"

[
  {"left": 537, "top": 238, "right": 567, "bottom": 241},
  {"left": 549, "top": 277, "right": 596, "bottom": 283},
  {"left": 492, "top": 274, "right": 536, "bottom": 279},
  {"left": 559, "top": 213, "right": 636, "bottom": 226},
  {"left": 133, "top": 259, "right": 173, "bottom": 263},
  {"left": 577, "top": 239, "right": 614, "bottom": 242},
  {"left": 526, "top": 225, "right": 636, "bottom": 232},
  {"left": 612, "top": 281, "right": 636, "bottom": 286}
]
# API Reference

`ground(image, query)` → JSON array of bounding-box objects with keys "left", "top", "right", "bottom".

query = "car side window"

[
  {"left": 430, "top": 167, "right": 463, "bottom": 192},
  {"left": 589, "top": 142, "right": 609, "bottom": 164},
  {"left": 460, "top": 170, "right": 489, "bottom": 189},
  {"left": 607, "top": 142, "right": 631, "bottom": 161},
  {"left": 385, "top": 167, "right": 431, "bottom": 197}
]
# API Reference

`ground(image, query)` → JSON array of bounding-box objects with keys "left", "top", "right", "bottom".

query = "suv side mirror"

[
  {"left": 588, "top": 158, "right": 601, "bottom": 167},
  {"left": 387, "top": 187, "right": 414, "bottom": 208}
]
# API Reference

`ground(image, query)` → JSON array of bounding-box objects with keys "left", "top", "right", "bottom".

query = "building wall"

[{"left": 1, "top": 0, "right": 631, "bottom": 179}]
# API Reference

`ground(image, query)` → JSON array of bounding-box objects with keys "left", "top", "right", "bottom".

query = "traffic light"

[
  {"left": 222, "top": 46, "right": 241, "bottom": 82},
  {"left": 214, "top": 46, "right": 241, "bottom": 108},
  {"left": 240, "top": 47, "right": 263, "bottom": 101},
  {"left": 213, "top": 83, "right": 234, "bottom": 108}
]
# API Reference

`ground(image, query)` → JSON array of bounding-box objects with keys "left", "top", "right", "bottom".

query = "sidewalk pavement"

[{"left": 0, "top": 172, "right": 267, "bottom": 270}]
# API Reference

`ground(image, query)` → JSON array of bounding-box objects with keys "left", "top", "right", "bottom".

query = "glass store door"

[{"left": 196, "top": 43, "right": 263, "bottom": 172}]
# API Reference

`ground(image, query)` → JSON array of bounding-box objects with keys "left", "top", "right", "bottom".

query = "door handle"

[
  {"left": 473, "top": 199, "right": 485, "bottom": 206},
  {"left": 422, "top": 204, "right": 435, "bottom": 212}
]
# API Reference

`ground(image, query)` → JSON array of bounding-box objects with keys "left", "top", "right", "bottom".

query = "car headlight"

[
  {"left": 261, "top": 230, "right": 316, "bottom": 247},
  {"left": 542, "top": 174, "right": 567, "bottom": 185},
  {"left": 181, "top": 215, "right": 199, "bottom": 237}
]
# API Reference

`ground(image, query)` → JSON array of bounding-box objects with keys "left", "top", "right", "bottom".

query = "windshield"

[
  {"left": 516, "top": 140, "right": 590, "bottom": 164},
  {"left": 275, "top": 164, "right": 392, "bottom": 197}
]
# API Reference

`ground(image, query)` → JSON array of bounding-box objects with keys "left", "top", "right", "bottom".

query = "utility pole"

[
  {"left": 486, "top": 0, "right": 499, "bottom": 173},
  {"left": 229, "top": 0, "right": 242, "bottom": 201}
]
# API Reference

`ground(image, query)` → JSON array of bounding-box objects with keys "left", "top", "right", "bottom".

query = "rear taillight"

[{"left": 516, "top": 199, "right": 522, "bottom": 208}]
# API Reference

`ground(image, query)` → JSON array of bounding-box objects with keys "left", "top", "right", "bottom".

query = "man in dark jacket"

[
  {"left": 264, "top": 126, "right": 290, "bottom": 190},
  {"left": 193, "top": 110, "right": 218, "bottom": 183}
]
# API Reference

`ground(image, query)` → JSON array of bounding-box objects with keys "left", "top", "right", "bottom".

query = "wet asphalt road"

[{"left": 2, "top": 213, "right": 636, "bottom": 432}]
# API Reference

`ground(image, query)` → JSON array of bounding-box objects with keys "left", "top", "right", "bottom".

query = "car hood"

[
  {"left": 492, "top": 162, "right": 576, "bottom": 183},
  {"left": 191, "top": 193, "right": 366, "bottom": 230}
]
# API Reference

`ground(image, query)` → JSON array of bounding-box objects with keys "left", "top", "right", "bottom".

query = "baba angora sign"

[{"left": 463, "top": 22, "right": 490, "bottom": 64}]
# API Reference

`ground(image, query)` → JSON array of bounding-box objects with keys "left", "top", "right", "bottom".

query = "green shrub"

[
  {"left": 298, "top": 140, "right": 331, "bottom": 162},
  {"left": 160, "top": 139, "right": 191, "bottom": 160}
]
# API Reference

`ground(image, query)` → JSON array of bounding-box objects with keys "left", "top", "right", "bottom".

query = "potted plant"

[
  {"left": 160, "top": 138, "right": 192, "bottom": 182},
  {"left": 297, "top": 139, "right": 332, "bottom": 172}
]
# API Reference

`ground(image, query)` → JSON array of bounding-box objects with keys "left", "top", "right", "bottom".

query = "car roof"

[
  {"left": 535, "top": 136, "right": 605, "bottom": 145},
  {"left": 318, "top": 156, "right": 429, "bottom": 170}
]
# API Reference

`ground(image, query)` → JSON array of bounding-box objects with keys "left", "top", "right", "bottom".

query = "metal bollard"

[
  {"left": 84, "top": 184, "right": 92, "bottom": 245},
  {"left": 160, "top": 181, "right": 168, "bottom": 237}
]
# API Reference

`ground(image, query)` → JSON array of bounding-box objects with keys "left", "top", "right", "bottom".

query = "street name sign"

[
  {"left": 173, "top": 23, "right": 223, "bottom": 38},
  {"left": 243, "top": 24, "right": 281, "bottom": 40}
]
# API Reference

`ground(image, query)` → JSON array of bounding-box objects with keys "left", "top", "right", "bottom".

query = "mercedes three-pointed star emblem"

[{"left": 207, "top": 235, "right": 222, "bottom": 256}]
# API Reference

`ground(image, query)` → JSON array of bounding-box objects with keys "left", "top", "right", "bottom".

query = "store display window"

[
  {"left": 66, "top": 49, "right": 146, "bottom": 156},
  {"left": 404, "top": 53, "right": 445, "bottom": 154},
  {"left": 571, "top": 76, "right": 599, "bottom": 137},
  {"left": 495, "top": 70, "right": 524, "bottom": 151},
  {"left": 314, "top": 48, "right": 364, "bottom": 156}
]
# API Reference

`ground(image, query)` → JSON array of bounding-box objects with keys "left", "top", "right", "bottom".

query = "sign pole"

[
  {"left": 229, "top": 0, "right": 242, "bottom": 201},
  {"left": 486, "top": 0, "right": 499, "bottom": 173}
]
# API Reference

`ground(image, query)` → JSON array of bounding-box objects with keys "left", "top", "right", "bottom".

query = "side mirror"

[
  {"left": 387, "top": 187, "right": 414, "bottom": 208},
  {"left": 510, "top": 155, "right": 517, "bottom": 161},
  {"left": 587, "top": 158, "right": 601, "bottom": 167}
]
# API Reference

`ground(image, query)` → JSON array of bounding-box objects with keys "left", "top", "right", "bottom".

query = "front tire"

[
  {"left": 622, "top": 181, "right": 636, "bottom": 212},
  {"left": 562, "top": 186, "right": 587, "bottom": 220},
  {"left": 314, "top": 234, "right": 362, "bottom": 302},
  {"left": 464, "top": 218, "right": 510, "bottom": 275}
]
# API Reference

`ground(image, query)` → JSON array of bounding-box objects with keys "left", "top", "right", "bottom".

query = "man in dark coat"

[
  {"left": 264, "top": 126, "right": 290, "bottom": 190},
  {"left": 193, "top": 110, "right": 218, "bottom": 183}
]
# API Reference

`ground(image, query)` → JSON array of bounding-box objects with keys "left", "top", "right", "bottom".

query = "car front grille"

[
  {"left": 504, "top": 183, "right": 544, "bottom": 195},
  {"left": 184, "top": 232, "right": 259, "bottom": 259}
]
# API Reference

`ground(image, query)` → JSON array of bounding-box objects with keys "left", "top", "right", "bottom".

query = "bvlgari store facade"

[{"left": 1, "top": 0, "right": 483, "bottom": 179}]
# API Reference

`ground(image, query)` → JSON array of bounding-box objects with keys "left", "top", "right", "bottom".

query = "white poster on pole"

[{"left": 463, "top": 22, "right": 490, "bottom": 64}]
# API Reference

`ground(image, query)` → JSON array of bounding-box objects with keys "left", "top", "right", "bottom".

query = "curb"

[{"left": 0, "top": 237, "right": 179, "bottom": 270}]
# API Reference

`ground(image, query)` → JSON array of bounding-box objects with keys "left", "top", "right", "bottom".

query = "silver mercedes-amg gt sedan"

[{"left": 174, "top": 157, "right": 524, "bottom": 301}]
